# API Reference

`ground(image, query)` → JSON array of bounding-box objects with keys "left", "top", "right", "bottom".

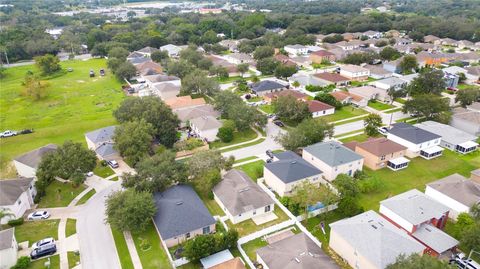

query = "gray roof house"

[
  {"left": 13, "top": 144, "right": 57, "bottom": 178},
  {"left": 153, "top": 185, "right": 216, "bottom": 247},
  {"left": 160, "top": 44, "right": 182, "bottom": 57},
  {"left": 189, "top": 116, "right": 222, "bottom": 142},
  {"left": 0, "top": 178, "right": 36, "bottom": 223},
  {"left": 175, "top": 104, "right": 220, "bottom": 126},
  {"left": 414, "top": 121, "right": 478, "bottom": 154},
  {"left": 372, "top": 76, "right": 407, "bottom": 90},
  {"left": 213, "top": 169, "right": 274, "bottom": 224},
  {"left": 249, "top": 80, "right": 288, "bottom": 96},
  {"left": 85, "top": 126, "right": 119, "bottom": 161},
  {"left": 302, "top": 141, "right": 364, "bottom": 181},
  {"left": 387, "top": 123, "right": 443, "bottom": 159},
  {"left": 329, "top": 210, "right": 425, "bottom": 269},
  {"left": 451, "top": 106, "right": 480, "bottom": 136},
  {"left": 0, "top": 228, "right": 18, "bottom": 269},
  {"left": 257, "top": 232, "right": 338, "bottom": 269}
]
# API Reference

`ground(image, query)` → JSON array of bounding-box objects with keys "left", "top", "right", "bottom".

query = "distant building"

[
  {"left": 306, "top": 100, "right": 335, "bottom": 118},
  {"left": 284, "top": 44, "right": 308, "bottom": 55},
  {"left": 249, "top": 80, "right": 288, "bottom": 96},
  {"left": 339, "top": 65, "right": 370, "bottom": 81},
  {"left": 414, "top": 121, "right": 478, "bottom": 154},
  {"left": 190, "top": 116, "right": 222, "bottom": 142}
]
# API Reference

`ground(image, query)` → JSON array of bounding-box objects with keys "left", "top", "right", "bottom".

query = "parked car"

[
  {"left": 86, "top": 171, "right": 94, "bottom": 177},
  {"left": 28, "top": 211, "right": 50, "bottom": 221},
  {"left": 18, "top": 129, "right": 34, "bottom": 135},
  {"left": 67, "top": 67, "right": 73, "bottom": 72},
  {"left": 0, "top": 130, "right": 17, "bottom": 138},
  {"left": 89, "top": 69, "right": 95, "bottom": 77},
  {"left": 99, "top": 69, "right": 105, "bottom": 76},
  {"left": 450, "top": 253, "right": 480, "bottom": 269},
  {"left": 274, "top": 120, "right": 285, "bottom": 127},
  {"left": 32, "top": 237, "right": 55, "bottom": 250},
  {"left": 266, "top": 150, "right": 274, "bottom": 158},
  {"left": 107, "top": 160, "right": 119, "bottom": 168},
  {"left": 447, "top": 87, "right": 459, "bottom": 92},
  {"left": 377, "top": 126, "right": 389, "bottom": 135},
  {"left": 30, "top": 244, "right": 57, "bottom": 260}
]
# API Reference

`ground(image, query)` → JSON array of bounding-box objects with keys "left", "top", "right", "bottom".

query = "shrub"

[
  {"left": 183, "top": 230, "right": 239, "bottom": 262},
  {"left": 10, "top": 256, "right": 31, "bottom": 269},
  {"left": 358, "top": 176, "right": 385, "bottom": 193},
  {"left": 8, "top": 218, "right": 24, "bottom": 226},
  {"left": 174, "top": 138, "right": 205, "bottom": 151}
]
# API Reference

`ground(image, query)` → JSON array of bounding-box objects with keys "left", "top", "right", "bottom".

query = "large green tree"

[
  {"left": 455, "top": 89, "right": 480, "bottom": 108},
  {"left": 253, "top": 46, "right": 274, "bottom": 60},
  {"left": 403, "top": 94, "right": 450, "bottom": 123},
  {"left": 114, "top": 62, "right": 136, "bottom": 81},
  {"left": 256, "top": 57, "right": 279, "bottom": 75},
  {"left": 34, "top": 54, "right": 61, "bottom": 75},
  {"left": 275, "top": 65, "right": 297, "bottom": 79},
  {"left": 399, "top": 55, "right": 418, "bottom": 75},
  {"left": 386, "top": 254, "right": 454, "bottom": 269},
  {"left": 180, "top": 69, "right": 220, "bottom": 96},
  {"left": 364, "top": 113, "right": 383, "bottom": 136},
  {"left": 113, "top": 119, "right": 154, "bottom": 166},
  {"left": 276, "top": 118, "right": 334, "bottom": 150},
  {"left": 290, "top": 181, "right": 338, "bottom": 221},
  {"left": 407, "top": 69, "right": 445, "bottom": 96},
  {"left": 272, "top": 95, "right": 311, "bottom": 123},
  {"left": 106, "top": 190, "right": 156, "bottom": 232}
]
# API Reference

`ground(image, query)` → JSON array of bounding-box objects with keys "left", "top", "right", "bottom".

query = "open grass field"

[
  {"left": 0, "top": 59, "right": 124, "bottom": 177},
  {"left": 111, "top": 228, "right": 135, "bottom": 269},
  {"left": 132, "top": 221, "right": 172, "bottom": 269},
  {"left": 37, "top": 180, "right": 86, "bottom": 208},
  {"left": 14, "top": 219, "right": 60, "bottom": 247}
]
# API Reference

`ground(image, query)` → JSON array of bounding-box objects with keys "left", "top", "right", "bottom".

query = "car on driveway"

[
  {"left": 0, "top": 130, "right": 17, "bottom": 138},
  {"left": 377, "top": 126, "right": 389, "bottom": 135},
  {"left": 274, "top": 121, "right": 285, "bottom": 127},
  {"left": 30, "top": 244, "right": 57, "bottom": 260},
  {"left": 28, "top": 211, "right": 50, "bottom": 221},
  {"left": 107, "top": 160, "right": 119, "bottom": 168},
  {"left": 32, "top": 237, "right": 55, "bottom": 250}
]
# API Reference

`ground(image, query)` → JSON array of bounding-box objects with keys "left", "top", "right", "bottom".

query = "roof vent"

[
  {"left": 176, "top": 201, "right": 183, "bottom": 205},
  {"left": 371, "top": 225, "right": 378, "bottom": 229},
  {"left": 291, "top": 161, "right": 297, "bottom": 164},
  {"left": 294, "top": 258, "right": 300, "bottom": 263},
  {"left": 425, "top": 227, "right": 432, "bottom": 232}
]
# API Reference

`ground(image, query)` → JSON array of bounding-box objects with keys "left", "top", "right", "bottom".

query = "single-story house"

[
  {"left": 382, "top": 58, "right": 402, "bottom": 74},
  {"left": 330, "top": 91, "right": 368, "bottom": 108},
  {"left": 0, "top": 178, "right": 36, "bottom": 224},
  {"left": 364, "top": 64, "right": 393, "bottom": 79},
  {"left": 414, "top": 121, "right": 478, "bottom": 154},
  {"left": 274, "top": 54, "right": 297, "bottom": 67},
  {"left": 143, "top": 74, "right": 181, "bottom": 89},
  {"left": 379, "top": 189, "right": 458, "bottom": 256},
  {"left": 175, "top": 104, "right": 220, "bottom": 127},
  {"left": 309, "top": 50, "right": 336, "bottom": 63},
  {"left": 424, "top": 35, "right": 441, "bottom": 44},
  {"left": 373, "top": 77, "right": 407, "bottom": 91},
  {"left": 136, "top": 61, "right": 163, "bottom": 76},
  {"left": 284, "top": 44, "right": 308, "bottom": 55},
  {"left": 249, "top": 80, "right": 288, "bottom": 96},
  {"left": 363, "top": 30, "right": 381, "bottom": 39},
  {"left": 13, "top": 144, "right": 58, "bottom": 178},
  {"left": 306, "top": 100, "right": 335, "bottom": 118},
  {"left": 263, "top": 89, "right": 308, "bottom": 103},
  {"left": 152, "top": 83, "right": 180, "bottom": 100},
  {"left": 153, "top": 185, "right": 216, "bottom": 248},
  {"left": 348, "top": 86, "right": 390, "bottom": 102},
  {"left": 289, "top": 74, "right": 329, "bottom": 89},
  {"left": 127, "top": 51, "right": 144, "bottom": 60},
  {"left": 166, "top": 96, "right": 206, "bottom": 110},
  {"left": 302, "top": 141, "right": 364, "bottom": 181},
  {"left": 200, "top": 250, "right": 237, "bottom": 269},
  {"left": 344, "top": 138, "right": 409, "bottom": 171},
  {"left": 207, "top": 55, "right": 239, "bottom": 76},
  {"left": 425, "top": 172, "right": 480, "bottom": 220},
  {"left": 339, "top": 64, "right": 370, "bottom": 81},
  {"left": 136, "top": 46, "right": 158, "bottom": 57},
  {"left": 213, "top": 169, "right": 274, "bottom": 224},
  {"left": 442, "top": 66, "right": 476, "bottom": 84},
  {"left": 190, "top": 116, "right": 222, "bottom": 142},
  {"left": 329, "top": 210, "right": 425, "bottom": 269},
  {"left": 257, "top": 232, "right": 338, "bottom": 269},
  {"left": 85, "top": 126, "right": 120, "bottom": 161},
  {"left": 160, "top": 44, "right": 183, "bottom": 57},
  {"left": 224, "top": 53, "right": 255, "bottom": 65},
  {"left": 128, "top": 56, "right": 152, "bottom": 66},
  {"left": 313, "top": 73, "right": 350, "bottom": 86},
  {"left": 264, "top": 151, "right": 323, "bottom": 197},
  {"left": 451, "top": 106, "right": 480, "bottom": 136},
  {"left": 387, "top": 123, "right": 443, "bottom": 159},
  {"left": 218, "top": 40, "right": 240, "bottom": 52},
  {"left": 0, "top": 228, "right": 18, "bottom": 269}
]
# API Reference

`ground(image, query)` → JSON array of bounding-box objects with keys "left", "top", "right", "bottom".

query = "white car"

[
  {"left": 0, "top": 130, "right": 17, "bottom": 138},
  {"left": 378, "top": 126, "right": 389, "bottom": 135},
  {"left": 32, "top": 237, "right": 55, "bottom": 250},
  {"left": 28, "top": 211, "right": 50, "bottom": 221}
]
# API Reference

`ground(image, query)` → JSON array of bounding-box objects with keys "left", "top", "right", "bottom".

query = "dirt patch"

[{"left": 76, "top": 80, "right": 85, "bottom": 83}]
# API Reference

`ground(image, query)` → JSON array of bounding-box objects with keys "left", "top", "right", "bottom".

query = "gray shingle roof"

[
  {"left": 0, "top": 178, "right": 34, "bottom": 206},
  {"left": 329, "top": 211, "right": 425, "bottom": 269},
  {"left": 380, "top": 189, "right": 450, "bottom": 225},
  {"left": 153, "top": 185, "right": 215, "bottom": 240},
  {"left": 190, "top": 116, "right": 222, "bottom": 131},
  {"left": 85, "top": 126, "right": 116, "bottom": 144},
  {"left": 250, "top": 80, "right": 286, "bottom": 93},
  {"left": 14, "top": 144, "right": 57, "bottom": 169},
  {"left": 388, "top": 123, "right": 441, "bottom": 144},
  {"left": 257, "top": 232, "right": 338, "bottom": 269},
  {"left": 265, "top": 151, "right": 322, "bottom": 183},
  {"left": 95, "top": 142, "right": 117, "bottom": 159},
  {"left": 0, "top": 228, "right": 15, "bottom": 250},
  {"left": 427, "top": 173, "right": 480, "bottom": 207},
  {"left": 128, "top": 57, "right": 151, "bottom": 65},
  {"left": 175, "top": 105, "right": 220, "bottom": 123},
  {"left": 213, "top": 169, "right": 274, "bottom": 216},
  {"left": 412, "top": 224, "right": 458, "bottom": 254},
  {"left": 303, "top": 141, "right": 363, "bottom": 167},
  {"left": 414, "top": 121, "right": 477, "bottom": 146}
]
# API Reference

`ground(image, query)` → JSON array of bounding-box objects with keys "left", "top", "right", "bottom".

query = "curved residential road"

[{"left": 77, "top": 180, "right": 123, "bottom": 269}]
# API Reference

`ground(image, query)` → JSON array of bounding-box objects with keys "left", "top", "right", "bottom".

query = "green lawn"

[
  {"left": 14, "top": 220, "right": 60, "bottom": 247},
  {"left": 67, "top": 251, "right": 80, "bottom": 269},
  {"left": 339, "top": 133, "right": 380, "bottom": 143},
  {"left": 394, "top": 98, "right": 407, "bottom": 104},
  {"left": 37, "top": 180, "right": 86, "bottom": 208},
  {"left": 227, "top": 206, "right": 290, "bottom": 237},
  {"left": 132, "top": 221, "right": 172, "bottom": 269},
  {"left": 93, "top": 162, "right": 115, "bottom": 178},
  {"left": 237, "top": 160, "right": 265, "bottom": 182},
  {"left": 209, "top": 128, "right": 258, "bottom": 149},
  {"left": 219, "top": 138, "right": 266, "bottom": 153},
  {"left": 357, "top": 150, "right": 480, "bottom": 211},
  {"left": 242, "top": 237, "right": 268, "bottom": 262},
  {"left": 111, "top": 228, "right": 135, "bottom": 269},
  {"left": 322, "top": 106, "right": 368, "bottom": 122},
  {"left": 383, "top": 107, "right": 402, "bottom": 114},
  {"left": 75, "top": 189, "right": 96, "bottom": 206},
  {"left": 301, "top": 211, "right": 347, "bottom": 248},
  {"left": 367, "top": 100, "right": 395, "bottom": 111},
  {"left": 65, "top": 218, "right": 77, "bottom": 238},
  {"left": 30, "top": 254, "right": 60, "bottom": 269},
  {"left": 234, "top": 156, "right": 259, "bottom": 164},
  {"left": 0, "top": 59, "right": 124, "bottom": 177},
  {"left": 258, "top": 104, "right": 274, "bottom": 114},
  {"left": 200, "top": 195, "right": 225, "bottom": 217},
  {"left": 246, "top": 96, "right": 262, "bottom": 103},
  {"left": 110, "top": 176, "right": 119, "bottom": 181}
]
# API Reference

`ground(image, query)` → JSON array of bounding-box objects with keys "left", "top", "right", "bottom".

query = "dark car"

[
  {"left": 274, "top": 121, "right": 285, "bottom": 127},
  {"left": 30, "top": 244, "right": 56, "bottom": 260},
  {"left": 100, "top": 69, "right": 105, "bottom": 76},
  {"left": 89, "top": 69, "right": 95, "bottom": 77}
]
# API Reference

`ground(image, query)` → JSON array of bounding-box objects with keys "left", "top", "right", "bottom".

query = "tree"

[
  {"left": 187, "top": 150, "right": 230, "bottom": 196},
  {"left": 115, "top": 62, "right": 136, "bottom": 81},
  {"left": 209, "top": 66, "right": 229, "bottom": 79},
  {"left": 343, "top": 52, "right": 378, "bottom": 65},
  {"left": 470, "top": 203, "right": 480, "bottom": 221},
  {"left": 21, "top": 73, "right": 49, "bottom": 100},
  {"left": 275, "top": 65, "right": 297, "bottom": 79},
  {"left": 458, "top": 72, "right": 467, "bottom": 83},
  {"left": 272, "top": 95, "right": 311, "bottom": 123},
  {"left": 276, "top": 118, "right": 334, "bottom": 150},
  {"left": 197, "top": 58, "right": 213, "bottom": 70},
  {"left": 407, "top": 69, "right": 445, "bottom": 96},
  {"left": 108, "top": 47, "right": 129, "bottom": 60},
  {"left": 334, "top": 174, "right": 360, "bottom": 198},
  {"left": 237, "top": 63, "right": 249, "bottom": 77},
  {"left": 253, "top": 46, "right": 274, "bottom": 60},
  {"left": 107, "top": 57, "right": 123, "bottom": 72},
  {"left": 322, "top": 34, "right": 344, "bottom": 43},
  {"left": 183, "top": 230, "right": 238, "bottom": 262},
  {"left": 387, "top": 86, "right": 407, "bottom": 104},
  {"left": 292, "top": 81, "right": 300, "bottom": 88},
  {"left": 151, "top": 50, "right": 169, "bottom": 63},
  {"left": 256, "top": 57, "right": 279, "bottom": 75},
  {"left": 455, "top": 89, "right": 480, "bottom": 108},
  {"left": 380, "top": 47, "right": 401, "bottom": 61},
  {"left": 364, "top": 113, "right": 383, "bottom": 136},
  {"left": 181, "top": 69, "right": 220, "bottom": 96},
  {"left": 114, "top": 119, "right": 154, "bottom": 166},
  {"left": 106, "top": 189, "right": 156, "bottom": 232},
  {"left": 291, "top": 181, "right": 338, "bottom": 220},
  {"left": 166, "top": 60, "right": 195, "bottom": 78},
  {"left": 122, "top": 150, "right": 187, "bottom": 192},
  {"left": 399, "top": 55, "right": 418, "bottom": 74},
  {"left": 314, "top": 93, "right": 343, "bottom": 109},
  {"left": 114, "top": 97, "right": 180, "bottom": 148},
  {"left": 34, "top": 54, "right": 61, "bottom": 75},
  {"left": 461, "top": 224, "right": 480, "bottom": 252},
  {"left": 227, "top": 104, "right": 267, "bottom": 131},
  {"left": 386, "top": 254, "right": 453, "bottom": 269},
  {"left": 217, "top": 120, "right": 235, "bottom": 142},
  {"left": 213, "top": 91, "right": 243, "bottom": 118},
  {"left": 403, "top": 94, "right": 450, "bottom": 122}
]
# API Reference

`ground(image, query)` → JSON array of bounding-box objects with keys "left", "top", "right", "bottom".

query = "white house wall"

[
  {"left": 13, "top": 160, "right": 36, "bottom": 178},
  {"left": 424, "top": 186, "right": 469, "bottom": 220},
  {"left": 302, "top": 151, "right": 363, "bottom": 181},
  {"left": 0, "top": 244, "right": 18, "bottom": 269},
  {"left": 379, "top": 204, "right": 414, "bottom": 232},
  {"left": 312, "top": 108, "right": 335, "bottom": 118},
  {"left": 387, "top": 134, "right": 441, "bottom": 158}
]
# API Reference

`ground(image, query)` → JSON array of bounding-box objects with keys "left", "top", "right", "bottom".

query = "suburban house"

[
  {"left": 224, "top": 53, "right": 255, "bottom": 65},
  {"left": 379, "top": 189, "right": 459, "bottom": 256},
  {"left": 143, "top": 74, "right": 181, "bottom": 89},
  {"left": 329, "top": 210, "right": 425, "bottom": 269},
  {"left": 451, "top": 106, "right": 480, "bottom": 136},
  {"left": 442, "top": 66, "right": 477, "bottom": 85},
  {"left": 127, "top": 51, "right": 145, "bottom": 61},
  {"left": 85, "top": 126, "right": 120, "bottom": 161},
  {"left": 425, "top": 172, "right": 480, "bottom": 220},
  {"left": 373, "top": 77, "right": 407, "bottom": 91},
  {"left": 166, "top": 96, "right": 206, "bottom": 110},
  {"left": 274, "top": 54, "right": 297, "bottom": 67},
  {"left": 263, "top": 151, "right": 323, "bottom": 197},
  {"left": 153, "top": 185, "right": 216, "bottom": 248},
  {"left": 207, "top": 55, "right": 239, "bottom": 76},
  {"left": 0, "top": 228, "right": 18, "bottom": 269},
  {"left": 415, "top": 52, "right": 449, "bottom": 67},
  {"left": 0, "top": 178, "right": 36, "bottom": 224},
  {"left": 218, "top": 39, "right": 240, "bottom": 52},
  {"left": 190, "top": 116, "right": 222, "bottom": 142},
  {"left": 414, "top": 121, "right": 478, "bottom": 154},
  {"left": 210, "top": 257, "right": 246, "bottom": 269},
  {"left": 263, "top": 89, "right": 308, "bottom": 103},
  {"left": 302, "top": 141, "right": 364, "bottom": 181},
  {"left": 152, "top": 83, "right": 180, "bottom": 100},
  {"left": 363, "top": 30, "right": 381, "bottom": 39},
  {"left": 249, "top": 80, "right": 288, "bottom": 96},
  {"left": 257, "top": 232, "right": 339, "bottom": 269},
  {"left": 383, "top": 58, "right": 402, "bottom": 74},
  {"left": 343, "top": 138, "right": 409, "bottom": 171},
  {"left": 348, "top": 86, "right": 390, "bottom": 102},
  {"left": 334, "top": 41, "right": 361, "bottom": 51},
  {"left": 424, "top": 35, "right": 441, "bottom": 43},
  {"left": 364, "top": 64, "right": 393, "bottom": 79},
  {"left": 289, "top": 73, "right": 329, "bottom": 89},
  {"left": 339, "top": 65, "right": 370, "bottom": 81},
  {"left": 136, "top": 46, "right": 158, "bottom": 57},
  {"left": 309, "top": 50, "right": 336, "bottom": 63},
  {"left": 213, "top": 169, "right": 274, "bottom": 224},
  {"left": 330, "top": 91, "right": 368, "bottom": 108},
  {"left": 313, "top": 73, "right": 350, "bottom": 86},
  {"left": 284, "top": 44, "right": 308, "bottom": 55},
  {"left": 306, "top": 100, "right": 335, "bottom": 118},
  {"left": 175, "top": 104, "right": 220, "bottom": 127},
  {"left": 13, "top": 144, "right": 58, "bottom": 178},
  {"left": 387, "top": 123, "right": 443, "bottom": 159},
  {"left": 135, "top": 61, "right": 163, "bottom": 76},
  {"left": 128, "top": 56, "right": 151, "bottom": 66},
  {"left": 160, "top": 44, "right": 183, "bottom": 57}
]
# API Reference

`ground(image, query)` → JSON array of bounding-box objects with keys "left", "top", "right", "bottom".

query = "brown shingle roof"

[
  {"left": 307, "top": 100, "right": 334, "bottom": 113},
  {"left": 165, "top": 96, "right": 206, "bottom": 110},
  {"left": 210, "top": 258, "right": 246, "bottom": 269},
  {"left": 356, "top": 137, "right": 407, "bottom": 156},
  {"left": 264, "top": 89, "right": 307, "bottom": 100},
  {"left": 313, "top": 73, "right": 350, "bottom": 83}
]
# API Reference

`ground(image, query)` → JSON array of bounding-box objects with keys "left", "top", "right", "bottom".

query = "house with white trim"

[{"left": 387, "top": 123, "right": 443, "bottom": 159}]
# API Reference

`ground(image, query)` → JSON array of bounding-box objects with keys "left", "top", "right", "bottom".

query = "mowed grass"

[
  {"left": 65, "top": 218, "right": 77, "bottom": 238},
  {"left": 226, "top": 206, "right": 290, "bottom": 237},
  {"left": 132, "top": 221, "right": 172, "bottom": 269},
  {"left": 30, "top": 254, "right": 60, "bottom": 269},
  {"left": 37, "top": 180, "right": 86, "bottom": 208},
  {"left": 357, "top": 150, "right": 480, "bottom": 211},
  {"left": 322, "top": 106, "right": 368, "bottom": 122},
  {"left": 0, "top": 59, "right": 124, "bottom": 177},
  {"left": 209, "top": 128, "right": 258, "bottom": 149},
  {"left": 14, "top": 219, "right": 60, "bottom": 247},
  {"left": 111, "top": 228, "right": 135, "bottom": 269},
  {"left": 68, "top": 251, "right": 81, "bottom": 269},
  {"left": 75, "top": 189, "right": 96, "bottom": 206},
  {"left": 237, "top": 160, "right": 265, "bottom": 182},
  {"left": 93, "top": 161, "right": 115, "bottom": 178},
  {"left": 367, "top": 100, "right": 395, "bottom": 111}
]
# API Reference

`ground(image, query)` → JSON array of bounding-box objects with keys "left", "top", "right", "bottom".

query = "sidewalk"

[{"left": 123, "top": 231, "right": 143, "bottom": 269}]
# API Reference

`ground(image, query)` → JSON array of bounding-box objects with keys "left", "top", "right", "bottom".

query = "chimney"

[{"left": 471, "top": 169, "right": 480, "bottom": 184}]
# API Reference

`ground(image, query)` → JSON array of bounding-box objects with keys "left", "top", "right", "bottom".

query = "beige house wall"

[{"left": 355, "top": 147, "right": 406, "bottom": 170}]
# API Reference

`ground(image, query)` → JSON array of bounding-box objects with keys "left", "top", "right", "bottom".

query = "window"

[
  {"left": 186, "top": 232, "right": 191, "bottom": 238},
  {"left": 265, "top": 205, "right": 271, "bottom": 212},
  {"left": 381, "top": 155, "right": 385, "bottom": 160},
  {"left": 253, "top": 211, "right": 256, "bottom": 215},
  {"left": 202, "top": 226, "right": 210, "bottom": 234}
]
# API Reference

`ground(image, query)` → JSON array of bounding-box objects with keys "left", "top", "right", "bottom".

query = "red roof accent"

[
  {"left": 314, "top": 73, "right": 350, "bottom": 83},
  {"left": 307, "top": 100, "right": 334, "bottom": 113}
]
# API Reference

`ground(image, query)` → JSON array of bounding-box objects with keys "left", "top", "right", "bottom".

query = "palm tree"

[{"left": 0, "top": 209, "right": 15, "bottom": 229}]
